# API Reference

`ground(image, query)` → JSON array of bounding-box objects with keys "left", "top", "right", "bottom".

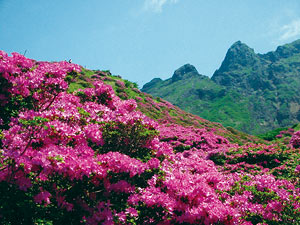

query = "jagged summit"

[
  {"left": 275, "top": 39, "right": 300, "bottom": 58},
  {"left": 216, "top": 41, "right": 257, "bottom": 71},
  {"left": 226, "top": 40, "right": 254, "bottom": 56},
  {"left": 171, "top": 64, "right": 199, "bottom": 82},
  {"left": 230, "top": 40, "right": 249, "bottom": 49},
  {"left": 211, "top": 40, "right": 261, "bottom": 87}
]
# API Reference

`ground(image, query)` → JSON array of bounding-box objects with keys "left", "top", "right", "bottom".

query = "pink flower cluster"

[
  {"left": 159, "top": 124, "right": 230, "bottom": 156},
  {"left": 0, "top": 51, "right": 80, "bottom": 108},
  {"left": 223, "top": 173, "right": 300, "bottom": 223},
  {"left": 276, "top": 128, "right": 294, "bottom": 139},
  {"left": 290, "top": 130, "right": 300, "bottom": 148},
  {"left": 115, "top": 80, "right": 126, "bottom": 89},
  {"left": 0, "top": 51, "right": 170, "bottom": 224},
  {"left": 0, "top": 51, "right": 299, "bottom": 224}
]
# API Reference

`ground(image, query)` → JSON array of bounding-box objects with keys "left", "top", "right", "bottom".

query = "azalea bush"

[
  {"left": 210, "top": 143, "right": 300, "bottom": 179},
  {"left": 290, "top": 131, "right": 300, "bottom": 148},
  {"left": 210, "top": 142, "right": 300, "bottom": 223},
  {"left": 0, "top": 51, "right": 299, "bottom": 224},
  {"left": 158, "top": 124, "right": 230, "bottom": 154}
]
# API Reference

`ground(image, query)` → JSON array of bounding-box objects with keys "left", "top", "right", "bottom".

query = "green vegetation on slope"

[{"left": 68, "top": 68, "right": 263, "bottom": 145}]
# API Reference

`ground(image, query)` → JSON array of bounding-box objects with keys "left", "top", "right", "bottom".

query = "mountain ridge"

[{"left": 142, "top": 39, "right": 300, "bottom": 134}]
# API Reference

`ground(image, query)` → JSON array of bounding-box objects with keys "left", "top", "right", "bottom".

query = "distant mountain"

[{"left": 142, "top": 39, "right": 300, "bottom": 134}]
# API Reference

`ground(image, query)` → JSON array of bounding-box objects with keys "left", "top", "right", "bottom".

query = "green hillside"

[{"left": 68, "top": 68, "right": 262, "bottom": 145}]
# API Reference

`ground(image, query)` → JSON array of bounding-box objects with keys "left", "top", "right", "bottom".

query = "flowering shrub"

[
  {"left": 115, "top": 80, "right": 126, "bottom": 89},
  {"left": 159, "top": 124, "right": 230, "bottom": 154},
  {"left": 290, "top": 131, "right": 300, "bottom": 148},
  {"left": 210, "top": 142, "right": 300, "bottom": 180},
  {"left": 0, "top": 51, "right": 299, "bottom": 224},
  {"left": 221, "top": 173, "right": 300, "bottom": 224},
  {"left": 0, "top": 51, "right": 164, "bottom": 224},
  {"left": 210, "top": 142, "right": 300, "bottom": 223},
  {"left": 276, "top": 128, "right": 294, "bottom": 139}
]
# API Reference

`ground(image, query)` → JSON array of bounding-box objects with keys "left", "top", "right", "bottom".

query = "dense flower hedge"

[
  {"left": 290, "top": 131, "right": 300, "bottom": 149},
  {"left": 0, "top": 51, "right": 299, "bottom": 224}
]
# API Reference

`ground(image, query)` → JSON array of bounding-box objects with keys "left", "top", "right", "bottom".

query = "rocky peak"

[
  {"left": 275, "top": 39, "right": 300, "bottom": 58},
  {"left": 172, "top": 64, "right": 199, "bottom": 82},
  {"left": 211, "top": 41, "right": 261, "bottom": 87},
  {"left": 263, "top": 39, "right": 300, "bottom": 62},
  {"left": 220, "top": 41, "right": 258, "bottom": 69}
]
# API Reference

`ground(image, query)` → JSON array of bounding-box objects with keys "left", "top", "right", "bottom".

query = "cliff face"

[
  {"left": 212, "top": 41, "right": 267, "bottom": 90},
  {"left": 142, "top": 39, "right": 300, "bottom": 135}
]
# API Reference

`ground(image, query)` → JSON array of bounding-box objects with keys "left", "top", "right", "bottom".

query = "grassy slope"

[
  {"left": 142, "top": 74, "right": 257, "bottom": 133},
  {"left": 68, "top": 68, "right": 262, "bottom": 145}
]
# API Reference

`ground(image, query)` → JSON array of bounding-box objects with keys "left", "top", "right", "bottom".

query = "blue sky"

[{"left": 1, "top": 0, "right": 300, "bottom": 87}]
